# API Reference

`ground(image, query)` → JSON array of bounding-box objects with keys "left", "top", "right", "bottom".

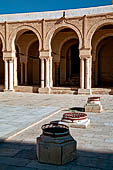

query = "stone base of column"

[
  {"left": 9, "top": 89, "right": 15, "bottom": 92},
  {"left": 3, "top": 89, "right": 8, "bottom": 92},
  {"left": 4, "top": 89, "right": 15, "bottom": 92},
  {"left": 78, "top": 88, "right": 92, "bottom": 95},
  {"left": 39, "top": 87, "right": 51, "bottom": 94}
]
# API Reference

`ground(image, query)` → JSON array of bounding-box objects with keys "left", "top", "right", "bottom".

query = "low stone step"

[
  {"left": 92, "top": 88, "right": 113, "bottom": 95},
  {"left": 14, "top": 86, "right": 39, "bottom": 93},
  {"left": 50, "top": 87, "right": 78, "bottom": 94}
]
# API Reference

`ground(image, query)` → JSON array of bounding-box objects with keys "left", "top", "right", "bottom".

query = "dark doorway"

[
  {"left": 66, "top": 43, "right": 80, "bottom": 86},
  {"left": 71, "top": 44, "right": 80, "bottom": 75}
]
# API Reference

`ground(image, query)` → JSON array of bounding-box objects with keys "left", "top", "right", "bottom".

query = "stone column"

[
  {"left": 41, "top": 58, "right": 44, "bottom": 88},
  {"left": 55, "top": 62, "right": 60, "bottom": 86},
  {"left": 21, "top": 63, "right": 24, "bottom": 85},
  {"left": 37, "top": 59, "right": 39, "bottom": 84},
  {"left": 89, "top": 57, "right": 92, "bottom": 88},
  {"left": 68, "top": 56, "right": 71, "bottom": 80},
  {"left": 4, "top": 60, "right": 8, "bottom": 90},
  {"left": 68, "top": 49, "right": 71, "bottom": 80},
  {"left": 25, "top": 63, "right": 27, "bottom": 85},
  {"left": 49, "top": 57, "right": 53, "bottom": 87},
  {"left": 85, "top": 58, "right": 90, "bottom": 89},
  {"left": 14, "top": 57, "right": 18, "bottom": 86},
  {"left": 80, "top": 58, "right": 84, "bottom": 89},
  {"left": 46, "top": 58, "right": 49, "bottom": 88},
  {"left": 9, "top": 60, "right": 14, "bottom": 91},
  {"left": 60, "top": 57, "right": 66, "bottom": 84}
]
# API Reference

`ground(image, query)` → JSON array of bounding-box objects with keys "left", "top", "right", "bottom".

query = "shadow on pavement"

[
  {"left": 70, "top": 107, "right": 85, "bottom": 112},
  {"left": 0, "top": 140, "right": 113, "bottom": 170}
]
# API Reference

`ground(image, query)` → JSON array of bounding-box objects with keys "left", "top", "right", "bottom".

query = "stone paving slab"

[
  {"left": 0, "top": 93, "right": 113, "bottom": 169},
  {"left": 0, "top": 105, "right": 60, "bottom": 140},
  {"left": 0, "top": 92, "right": 89, "bottom": 141}
]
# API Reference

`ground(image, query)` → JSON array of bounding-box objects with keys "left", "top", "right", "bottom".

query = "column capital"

[
  {"left": 9, "top": 59, "right": 14, "bottom": 63},
  {"left": 39, "top": 56, "right": 45, "bottom": 60},
  {"left": 45, "top": 57, "right": 50, "bottom": 60},
  {"left": 79, "top": 48, "right": 91, "bottom": 59},
  {"left": 19, "top": 55, "right": 28, "bottom": 64},
  {"left": 39, "top": 50, "right": 50, "bottom": 58},
  {"left": 39, "top": 56, "right": 52, "bottom": 60},
  {"left": 3, "top": 51, "right": 15, "bottom": 61},
  {"left": 53, "top": 58, "right": 60, "bottom": 63},
  {"left": 3, "top": 57, "right": 14, "bottom": 62},
  {"left": 80, "top": 56, "right": 91, "bottom": 60}
]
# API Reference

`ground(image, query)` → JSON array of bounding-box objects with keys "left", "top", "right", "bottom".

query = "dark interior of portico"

[
  {"left": 65, "top": 43, "right": 80, "bottom": 87},
  {"left": 97, "top": 36, "right": 113, "bottom": 87}
]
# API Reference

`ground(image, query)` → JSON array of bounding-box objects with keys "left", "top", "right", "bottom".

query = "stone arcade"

[{"left": 0, "top": 4, "right": 113, "bottom": 94}]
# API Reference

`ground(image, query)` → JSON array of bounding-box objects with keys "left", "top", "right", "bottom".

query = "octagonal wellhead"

[
  {"left": 36, "top": 123, "right": 77, "bottom": 165},
  {"left": 61, "top": 112, "right": 90, "bottom": 128},
  {"left": 85, "top": 97, "right": 103, "bottom": 113}
]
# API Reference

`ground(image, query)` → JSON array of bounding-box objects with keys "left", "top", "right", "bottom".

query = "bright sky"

[{"left": 0, "top": 0, "right": 112, "bottom": 14}]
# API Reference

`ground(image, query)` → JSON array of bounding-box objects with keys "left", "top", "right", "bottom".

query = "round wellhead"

[
  {"left": 88, "top": 97, "right": 100, "bottom": 101},
  {"left": 62, "top": 112, "right": 87, "bottom": 123},
  {"left": 41, "top": 123, "right": 69, "bottom": 137},
  {"left": 87, "top": 97, "right": 100, "bottom": 105}
]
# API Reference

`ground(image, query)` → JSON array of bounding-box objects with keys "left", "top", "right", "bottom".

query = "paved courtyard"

[{"left": 0, "top": 92, "right": 113, "bottom": 169}]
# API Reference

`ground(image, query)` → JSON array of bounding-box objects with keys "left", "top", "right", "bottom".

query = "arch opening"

[
  {"left": 15, "top": 30, "right": 40, "bottom": 86},
  {"left": 51, "top": 28, "right": 80, "bottom": 87},
  {"left": 98, "top": 36, "right": 113, "bottom": 87},
  {"left": 91, "top": 24, "right": 113, "bottom": 87}
]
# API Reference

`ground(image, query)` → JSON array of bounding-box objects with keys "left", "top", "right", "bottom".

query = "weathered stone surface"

[
  {"left": 38, "top": 88, "right": 51, "bottom": 94},
  {"left": 60, "top": 119, "right": 90, "bottom": 128},
  {"left": 36, "top": 135, "right": 77, "bottom": 165},
  {"left": 78, "top": 89, "right": 92, "bottom": 95},
  {"left": 85, "top": 97, "right": 103, "bottom": 113},
  {"left": 85, "top": 104, "right": 102, "bottom": 113},
  {"left": 0, "top": 94, "right": 113, "bottom": 169}
]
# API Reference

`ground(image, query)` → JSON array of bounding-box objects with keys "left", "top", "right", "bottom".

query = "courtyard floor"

[{"left": 0, "top": 92, "right": 113, "bottom": 170}]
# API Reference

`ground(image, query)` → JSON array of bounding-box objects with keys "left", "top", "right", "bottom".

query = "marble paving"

[{"left": 0, "top": 92, "right": 113, "bottom": 169}]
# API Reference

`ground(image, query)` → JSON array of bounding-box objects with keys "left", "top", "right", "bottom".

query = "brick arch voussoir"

[
  {"left": 45, "top": 23, "right": 83, "bottom": 51},
  {"left": 0, "top": 32, "right": 5, "bottom": 52},
  {"left": 93, "top": 33, "right": 113, "bottom": 61},
  {"left": 8, "top": 25, "right": 42, "bottom": 51},
  {"left": 87, "top": 19, "right": 113, "bottom": 49}
]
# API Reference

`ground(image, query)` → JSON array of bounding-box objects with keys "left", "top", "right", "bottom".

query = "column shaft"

[
  {"left": 68, "top": 49, "right": 71, "bottom": 80},
  {"left": 46, "top": 58, "right": 49, "bottom": 88},
  {"left": 4, "top": 60, "right": 8, "bottom": 90},
  {"left": 69, "top": 56, "right": 71, "bottom": 80},
  {"left": 49, "top": 57, "right": 53, "bottom": 87},
  {"left": 14, "top": 57, "right": 18, "bottom": 86},
  {"left": 85, "top": 58, "right": 90, "bottom": 89},
  {"left": 41, "top": 59, "right": 44, "bottom": 88},
  {"left": 55, "top": 62, "right": 60, "bottom": 86},
  {"left": 89, "top": 58, "right": 92, "bottom": 88},
  {"left": 80, "top": 58, "right": 84, "bottom": 89},
  {"left": 9, "top": 60, "right": 14, "bottom": 91},
  {"left": 21, "top": 63, "right": 23, "bottom": 85},
  {"left": 25, "top": 63, "right": 27, "bottom": 85}
]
